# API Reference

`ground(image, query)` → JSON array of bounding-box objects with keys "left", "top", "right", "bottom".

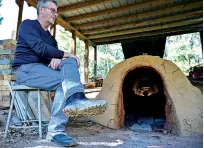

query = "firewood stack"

[
  {"left": 90, "top": 76, "right": 104, "bottom": 87},
  {"left": 84, "top": 76, "right": 104, "bottom": 89},
  {"left": 0, "top": 39, "right": 16, "bottom": 108}
]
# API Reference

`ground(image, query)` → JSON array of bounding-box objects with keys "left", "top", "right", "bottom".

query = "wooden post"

[
  {"left": 84, "top": 40, "right": 89, "bottom": 83},
  {"left": 199, "top": 30, "right": 203, "bottom": 55},
  {"left": 50, "top": 23, "right": 56, "bottom": 37},
  {"left": 71, "top": 30, "right": 76, "bottom": 55},
  {"left": 16, "top": 0, "right": 24, "bottom": 40},
  {"left": 94, "top": 46, "right": 97, "bottom": 76}
]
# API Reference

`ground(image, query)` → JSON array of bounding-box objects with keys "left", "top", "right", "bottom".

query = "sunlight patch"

[{"left": 78, "top": 139, "right": 123, "bottom": 146}]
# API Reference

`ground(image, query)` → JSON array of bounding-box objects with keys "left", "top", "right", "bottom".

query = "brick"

[
  {"left": 0, "top": 39, "right": 16, "bottom": 45},
  {"left": 3, "top": 96, "right": 10, "bottom": 101},
  {"left": 0, "top": 100, "right": 10, "bottom": 108},
  {"left": 0, "top": 75, "right": 16, "bottom": 80},
  {"left": 0, "top": 85, "right": 9, "bottom": 91},
  {"left": 0, "top": 55, "right": 11, "bottom": 59},
  {"left": 0, "top": 50, "right": 12, "bottom": 55},
  {"left": 0, "top": 91, "right": 10, "bottom": 96},
  {"left": 0, "top": 80, "right": 9, "bottom": 85},
  {"left": 0, "top": 45, "right": 3, "bottom": 50},
  {"left": 0, "top": 70, "right": 11, "bottom": 75},
  {"left": 0, "top": 59, "right": 11, "bottom": 65},
  {"left": 3, "top": 44, "right": 16, "bottom": 50},
  {"left": 0, "top": 64, "right": 10, "bottom": 70}
]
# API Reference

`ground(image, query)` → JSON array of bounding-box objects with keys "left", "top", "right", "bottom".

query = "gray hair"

[{"left": 37, "top": 0, "right": 58, "bottom": 16}]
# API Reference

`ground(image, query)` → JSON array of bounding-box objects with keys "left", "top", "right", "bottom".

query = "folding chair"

[{"left": 4, "top": 81, "right": 52, "bottom": 139}]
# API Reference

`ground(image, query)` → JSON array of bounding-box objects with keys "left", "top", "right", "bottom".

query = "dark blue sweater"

[{"left": 12, "top": 19, "right": 64, "bottom": 70}]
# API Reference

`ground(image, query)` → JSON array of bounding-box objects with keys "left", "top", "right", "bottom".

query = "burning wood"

[{"left": 132, "top": 79, "right": 159, "bottom": 96}]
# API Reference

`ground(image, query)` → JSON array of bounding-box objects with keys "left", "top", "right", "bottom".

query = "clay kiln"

[{"left": 91, "top": 56, "right": 203, "bottom": 136}]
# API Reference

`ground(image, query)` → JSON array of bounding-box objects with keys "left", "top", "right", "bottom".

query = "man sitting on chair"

[{"left": 12, "top": 0, "right": 107, "bottom": 147}]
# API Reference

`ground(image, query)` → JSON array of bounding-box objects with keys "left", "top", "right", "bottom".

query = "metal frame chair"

[{"left": 4, "top": 81, "right": 52, "bottom": 139}]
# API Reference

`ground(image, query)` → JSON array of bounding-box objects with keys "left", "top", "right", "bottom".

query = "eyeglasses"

[{"left": 42, "top": 6, "right": 58, "bottom": 16}]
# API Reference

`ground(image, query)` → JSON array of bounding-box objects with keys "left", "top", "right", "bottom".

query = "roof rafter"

[
  {"left": 83, "top": 11, "right": 202, "bottom": 34},
  {"left": 88, "top": 18, "right": 203, "bottom": 39},
  {"left": 65, "top": 0, "right": 174, "bottom": 22},
  {"left": 93, "top": 24, "right": 202, "bottom": 44},
  {"left": 74, "top": 1, "right": 202, "bottom": 29},
  {"left": 96, "top": 29, "right": 201, "bottom": 45},
  {"left": 58, "top": 0, "right": 117, "bottom": 13}
]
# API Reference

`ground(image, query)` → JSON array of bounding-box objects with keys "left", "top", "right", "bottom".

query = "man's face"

[{"left": 40, "top": 2, "right": 58, "bottom": 25}]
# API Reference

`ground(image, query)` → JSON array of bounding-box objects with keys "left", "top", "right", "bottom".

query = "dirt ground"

[{"left": 0, "top": 109, "right": 203, "bottom": 148}]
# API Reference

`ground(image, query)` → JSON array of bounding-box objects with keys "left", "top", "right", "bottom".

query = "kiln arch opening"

[{"left": 122, "top": 66, "right": 166, "bottom": 130}]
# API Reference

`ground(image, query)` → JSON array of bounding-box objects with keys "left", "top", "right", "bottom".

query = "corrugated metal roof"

[{"left": 25, "top": 0, "right": 203, "bottom": 45}]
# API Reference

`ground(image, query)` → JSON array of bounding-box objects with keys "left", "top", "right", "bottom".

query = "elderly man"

[{"left": 12, "top": 0, "right": 107, "bottom": 146}]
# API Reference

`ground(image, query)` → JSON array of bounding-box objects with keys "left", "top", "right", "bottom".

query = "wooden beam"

[
  {"left": 24, "top": 0, "right": 95, "bottom": 46},
  {"left": 58, "top": 0, "right": 116, "bottom": 13},
  {"left": 16, "top": 0, "right": 24, "bottom": 39},
  {"left": 84, "top": 40, "right": 89, "bottom": 83},
  {"left": 55, "top": 17, "right": 72, "bottom": 32},
  {"left": 50, "top": 23, "right": 56, "bottom": 37},
  {"left": 74, "top": 1, "right": 203, "bottom": 29},
  {"left": 93, "top": 24, "right": 202, "bottom": 43},
  {"left": 94, "top": 46, "right": 97, "bottom": 76},
  {"left": 65, "top": 0, "right": 173, "bottom": 22},
  {"left": 199, "top": 30, "right": 203, "bottom": 54},
  {"left": 96, "top": 29, "right": 201, "bottom": 45},
  {"left": 24, "top": 0, "right": 36, "bottom": 7},
  {"left": 88, "top": 18, "right": 203, "bottom": 39},
  {"left": 71, "top": 30, "right": 76, "bottom": 55},
  {"left": 83, "top": 11, "right": 202, "bottom": 34},
  {"left": 15, "top": 0, "right": 20, "bottom": 6}
]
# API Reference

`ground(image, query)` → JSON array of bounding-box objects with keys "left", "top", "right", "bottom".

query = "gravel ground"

[{"left": 0, "top": 109, "right": 202, "bottom": 148}]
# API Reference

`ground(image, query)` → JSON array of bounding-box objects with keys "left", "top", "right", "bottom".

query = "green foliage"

[
  {"left": 0, "top": 0, "right": 3, "bottom": 25},
  {"left": 76, "top": 38, "right": 85, "bottom": 81},
  {"left": 96, "top": 44, "right": 124, "bottom": 77},
  {"left": 55, "top": 26, "right": 124, "bottom": 79},
  {"left": 87, "top": 44, "right": 124, "bottom": 78},
  {"left": 164, "top": 32, "right": 202, "bottom": 74},
  {"left": 55, "top": 25, "right": 86, "bottom": 81},
  {"left": 55, "top": 25, "right": 72, "bottom": 53}
]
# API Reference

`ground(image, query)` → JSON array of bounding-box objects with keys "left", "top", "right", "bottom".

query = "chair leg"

[
  {"left": 37, "top": 90, "right": 42, "bottom": 139},
  {"left": 25, "top": 91, "right": 28, "bottom": 121},
  {"left": 47, "top": 91, "right": 52, "bottom": 112},
  {"left": 4, "top": 91, "right": 16, "bottom": 139}
]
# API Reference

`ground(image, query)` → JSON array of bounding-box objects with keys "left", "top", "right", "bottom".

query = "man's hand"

[
  {"left": 48, "top": 58, "right": 62, "bottom": 70},
  {"left": 63, "top": 52, "right": 80, "bottom": 67}
]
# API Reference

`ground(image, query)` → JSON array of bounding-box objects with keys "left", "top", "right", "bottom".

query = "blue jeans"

[{"left": 15, "top": 58, "right": 84, "bottom": 133}]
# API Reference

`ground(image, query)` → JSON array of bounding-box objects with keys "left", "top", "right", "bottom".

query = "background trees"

[
  {"left": 56, "top": 24, "right": 202, "bottom": 80},
  {"left": 0, "top": 0, "right": 3, "bottom": 25},
  {"left": 164, "top": 32, "right": 202, "bottom": 74}
]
